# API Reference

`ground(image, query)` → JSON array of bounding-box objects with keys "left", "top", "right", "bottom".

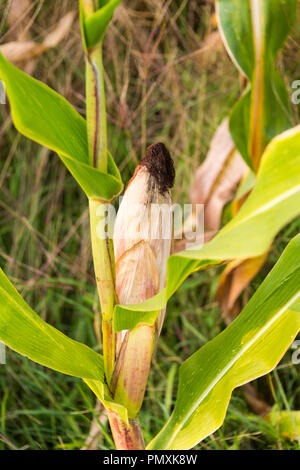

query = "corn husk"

[
  {"left": 114, "top": 143, "right": 174, "bottom": 341},
  {"left": 112, "top": 143, "right": 174, "bottom": 416}
]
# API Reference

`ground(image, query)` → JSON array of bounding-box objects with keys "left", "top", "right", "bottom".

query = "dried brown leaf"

[
  {"left": 216, "top": 251, "right": 268, "bottom": 323},
  {"left": 174, "top": 118, "right": 248, "bottom": 252},
  {"left": 7, "top": 0, "right": 31, "bottom": 41},
  {"left": 0, "top": 41, "right": 47, "bottom": 63},
  {"left": 42, "top": 12, "right": 75, "bottom": 48},
  {"left": 189, "top": 118, "right": 248, "bottom": 231},
  {"left": 0, "top": 12, "right": 75, "bottom": 65},
  {"left": 81, "top": 401, "right": 107, "bottom": 450}
]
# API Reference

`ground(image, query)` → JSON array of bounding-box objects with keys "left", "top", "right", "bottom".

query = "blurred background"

[{"left": 0, "top": 0, "right": 299, "bottom": 450}]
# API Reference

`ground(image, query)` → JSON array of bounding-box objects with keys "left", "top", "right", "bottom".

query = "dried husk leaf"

[
  {"left": 189, "top": 118, "right": 248, "bottom": 231},
  {"left": 114, "top": 166, "right": 172, "bottom": 288},
  {"left": 175, "top": 118, "right": 248, "bottom": 251},
  {"left": 0, "top": 12, "right": 75, "bottom": 65},
  {"left": 217, "top": 252, "right": 268, "bottom": 323},
  {"left": 7, "top": 0, "right": 31, "bottom": 42}
]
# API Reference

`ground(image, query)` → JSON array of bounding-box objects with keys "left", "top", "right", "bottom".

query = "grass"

[{"left": 0, "top": 0, "right": 299, "bottom": 450}]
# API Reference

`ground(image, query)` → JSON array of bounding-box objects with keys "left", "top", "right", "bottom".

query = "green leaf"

[
  {"left": 114, "top": 125, "right": 300, "bottom": 331},
  {"left": 217, "top": 0, "right": 297, "bottom": 170},
  {"left": 0, "top": 53, "right": 123, "bottom": 200},
  {"left": 0, "top": 268, "right": 128, "bottom": 416},
  {"left": 59, "top": 151, "right": 122, "bottom": 201},
  {"left": 267, "top": 407, "right": 300, "bottom": 441},
  {"left": 234, "top": 168, "right": 256, "bottom": 201},
  {"left": 85, "top": 378, "right": 129, "bottom": 425},
  {"left": 147, "top": 234, "right": 300, "bottom": 449},
  {"left": 0, "top": 269, "right": 104, "bottom": 381},
  {"left": 80, "top": 0, "right": 122, "bottom": 50}
]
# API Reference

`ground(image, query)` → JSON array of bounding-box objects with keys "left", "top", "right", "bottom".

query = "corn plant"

[{"left": 0, "top": 0, "right": 300, "bottom": 450}]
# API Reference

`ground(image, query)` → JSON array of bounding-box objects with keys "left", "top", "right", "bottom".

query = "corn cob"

[{"left": 112, "top": 142, "right": 175, "bottom": 417}]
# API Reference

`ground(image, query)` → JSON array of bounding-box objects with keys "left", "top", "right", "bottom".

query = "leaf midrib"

[
  {"left": 165, "top": 289, "right": 300, "bottom": 448},
  {"left": 0, "top": 283, "right": 65, "bottom": 351}
]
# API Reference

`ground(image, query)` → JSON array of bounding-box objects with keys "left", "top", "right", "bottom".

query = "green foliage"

[
  {"left": 0, "top": 268, "right": 104, "bottom": 381},
  {"left": 0, "top": 0, "right": 299, "bottom": 451},
  {"left": 216, "top": 0, "right": 297, "bottom": 169},
  {"left": 0, "top": 54, "right": 123, "bottom": 200},
  {"left": 85, "top": 378, "right": 129, "bottom": 424},
  {"left": 80, "top": 0, "right": 123, "bottom": 51},
  {"left": 147, "top": 234, "right": 300, "bottom": 449}
]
